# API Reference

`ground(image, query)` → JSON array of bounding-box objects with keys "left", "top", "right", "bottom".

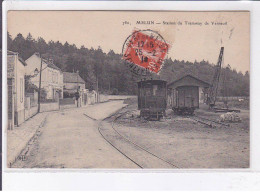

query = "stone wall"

[
  {"left": 24, "top": 106, "right": 38, "bottom": 121},
  {"left": 40, "top": 102, "right": 60, "bottom": 112},
  {"left": 24, "top": 98, "right": 59, "bottom": 122},
  {"left": 99, "top": 94, "right": 109, "bottom": 103}
]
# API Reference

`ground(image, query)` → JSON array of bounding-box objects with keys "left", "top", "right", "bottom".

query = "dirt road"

[{"left": 12, "top": 101, "right": 137, "bottom": 168}]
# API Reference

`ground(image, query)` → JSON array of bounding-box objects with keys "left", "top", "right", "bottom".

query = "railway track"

[
  {"left": 98, "top": 110, "right": 179, "bottom": 169},
  {"left": 188, "top": 115, "right": 230, "bottom": 128},
  {"left": 90, "top": 109, "right": 228, "bottom": 168}
]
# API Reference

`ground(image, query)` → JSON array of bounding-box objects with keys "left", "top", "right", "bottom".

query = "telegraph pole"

[
  {"left": 77, "top": 70, "right": 79, "bottom": 107},
  {"left": 95, "top": 66, "right": 99, "bottom": 103},
  {"left": 96, "top": 76, "right": 99, "bottom": 103}
]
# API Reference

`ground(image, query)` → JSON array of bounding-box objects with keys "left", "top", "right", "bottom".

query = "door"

[
  {"left": 178, "top": 88, "right": 185, "bottom": 107},
  {"left": 185, "top": 87, "right": 193, "bottom": 108}
]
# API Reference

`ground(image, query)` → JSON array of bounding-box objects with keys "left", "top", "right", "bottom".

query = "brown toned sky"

[{"left": 8, "top": 11, "right": 250, "bottom": 73}]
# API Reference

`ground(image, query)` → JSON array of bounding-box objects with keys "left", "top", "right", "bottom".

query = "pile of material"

[{"left": 220, "top": 112, "right": 241, "bottom": 123}]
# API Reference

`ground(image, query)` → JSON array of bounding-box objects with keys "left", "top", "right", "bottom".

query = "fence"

[
  {"left": 40, "top": 102, "right": 60, "bottom": 112},
  {"left": 99, "top": 94, "right": 109, "bottom": 103},
  {"left": 24, "top": 97, "right": 60, "bottom": 121},
  {"left": 60, "top": 98, "right": 77, "bottom": 109},
  {"left": 24, "top": 106, "right": 38, "bottom": 121},
  {"left": 59, "top": 92, "right": 110, "bottom": 108},
  {"left": 25, "top": 92, "right": 38, "bottom": 109},
  {"left": 216, "top": 96, "right": 249, "bottom": 101},
  {"left": 107, "top": 95, "right": 135, "bottom": 100}
]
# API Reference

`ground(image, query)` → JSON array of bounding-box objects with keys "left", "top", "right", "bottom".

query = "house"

[
  {"left": 63, "top": 72, "right": 86, "bottom": 106},
  {"left": 7, "top": 51, "right": 27, "bottom": 129},
  {"left": 25, "top": 53, "right": 63, "bottom": 100},
  {"left": 63, "top": 72, "right": 86, "bottom": 96},
  {"left": 167, "top": 74, "right": 211, "bottom": 108}
]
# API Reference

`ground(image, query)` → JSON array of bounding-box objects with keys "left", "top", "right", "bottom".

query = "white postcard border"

[{"left": 2, "top": 0, "right": 260, "bottom": 190}]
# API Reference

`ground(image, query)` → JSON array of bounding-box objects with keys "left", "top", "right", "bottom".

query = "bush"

[
  {"left": 63, "top": 91, "right": 75, "bottom": 98},
  {"left": 111, "top": 88, "right": 119, "bottom": 95},
  {"left": 39, "top": 88, "right": 47, "bottom": 101}
]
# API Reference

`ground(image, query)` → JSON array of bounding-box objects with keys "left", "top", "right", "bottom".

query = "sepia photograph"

[{"left": 5, "top": 10, "right": 250, "bottom": 169}]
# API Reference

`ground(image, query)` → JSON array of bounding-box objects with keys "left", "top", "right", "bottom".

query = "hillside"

[{"left": 7, "top": 32, "right": 249, "bottom": 96}]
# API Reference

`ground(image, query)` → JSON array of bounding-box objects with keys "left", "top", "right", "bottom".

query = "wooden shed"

[{"left": 167, "top": 75, "right": 211, "bottom": 114}]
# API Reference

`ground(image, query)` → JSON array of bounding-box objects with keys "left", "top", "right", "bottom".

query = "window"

[
  {"left": 154, "top": 85, "right": 166, "bottom": 96},
  {"left": 56, "top": 72, "right": 58, "bottom": 83},
  {"left": 152, "top": 85, "right": 158, "bottom": 96},
  {"left": 52, "top": 72, "right": 58, "bottom": 83},
  {"left": 144, "top": 84, "right": 152, "bottom": 96}
]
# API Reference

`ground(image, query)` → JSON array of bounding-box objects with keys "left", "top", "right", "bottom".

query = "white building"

[
  {"left": 7, "top": 51, "right": 27, "bottom": 128},
  {"left": 25, "top": 53, "right": 63, "bottom": 100}
]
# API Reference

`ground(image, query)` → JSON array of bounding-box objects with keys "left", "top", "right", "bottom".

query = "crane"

[{"left": 208, "top": 47, "right": 224, "bottom": 108}]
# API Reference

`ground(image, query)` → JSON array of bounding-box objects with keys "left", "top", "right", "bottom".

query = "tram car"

[
  {"left": 167, "top": 75, "right": 211, "bottom": 115},
  {"left": 137, "top": 79, "right": 167, "bottom": 120}
]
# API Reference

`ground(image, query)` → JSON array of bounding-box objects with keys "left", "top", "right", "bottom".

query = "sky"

[{"left": 8, "top": 11, "right": 250, "bottom": 73}]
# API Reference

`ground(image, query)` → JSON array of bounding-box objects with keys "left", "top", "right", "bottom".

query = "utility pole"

[
  {"left": 96, "top": 76, "right": 99, "bottom": 103},
  {"left": 108, "top": 81, "right": 111, "bottom": 94},
  {"left": 95, "top": 66, "right": 99, "bottom": 103},
  {"left": 38, "top": 54, "right": 43, "bottom": 113},
  {"left": 76, "top": 70, "right": 79, "bottom": 107}
]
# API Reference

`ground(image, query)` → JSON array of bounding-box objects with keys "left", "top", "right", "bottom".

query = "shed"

[
  {"left": 168, "top": 74, "right": 211, "bottom": 89},
  {"left": 167, "top": 75, "right": 211, "bottom": 109}
]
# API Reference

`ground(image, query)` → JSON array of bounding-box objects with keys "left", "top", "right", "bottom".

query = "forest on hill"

[{"left": 7, "top": 32, "right": 250, "bottom": 96}]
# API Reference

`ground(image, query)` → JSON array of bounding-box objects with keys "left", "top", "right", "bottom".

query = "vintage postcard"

[{"left": 5, "top": 10, "right": 250, "bottom": 169}]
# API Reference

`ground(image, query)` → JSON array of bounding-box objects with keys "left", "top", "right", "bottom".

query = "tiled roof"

[{"left": 63, "top": 72, "right": 85, "bottom": 84}]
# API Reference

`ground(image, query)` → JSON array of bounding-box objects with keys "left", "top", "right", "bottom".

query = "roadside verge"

[{"left": 7, "top": 112, "right": 48, "bottom": 167}]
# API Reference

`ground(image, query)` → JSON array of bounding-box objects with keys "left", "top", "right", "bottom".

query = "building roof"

[
  {"left": 33, "top": 53, "right": 61, "bottom": 71},
  {"left": 7, "top": 50, "right": 17, "bottom": 55},
  {"left": 7, "top": 50, "right": 27, "bottom": 66},
  {"left": 63, "top": 72, "right": 86, "bottom": 84},
  {"left": 18, "top": 57, "right": 27, "bottom": 66},
  {"left": 168, "top": 74, "right": 211, "bottom": 88},
  {"left": 42, "top": 58, "right": 61, "bottom": 71}
]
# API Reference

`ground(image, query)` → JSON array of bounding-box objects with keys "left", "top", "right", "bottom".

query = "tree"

[
  {"left": 11, "top": 33, "right": 26, "bottom": 58},
  {"left": 7, "top": 32, "right": 12, "bottom": 49},
  {"left": 7, "top": 33, "right": 250, "bottom": 96}
]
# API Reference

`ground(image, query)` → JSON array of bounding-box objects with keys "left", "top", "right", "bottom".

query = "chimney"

[{"left": 48, "top": 58, "right": 54, "bottom": 64}]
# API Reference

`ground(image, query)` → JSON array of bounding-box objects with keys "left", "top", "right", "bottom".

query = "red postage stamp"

[{"left": 122, "top": 30, "right": 170, "bottom": 74}]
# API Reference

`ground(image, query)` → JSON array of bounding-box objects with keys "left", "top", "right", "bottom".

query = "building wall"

[
  {"left": 25, "top": 54, "right": 63, "bottom": 100},
  {"left": 64, "top": 82, "right": 85, "bottom": 91},
  {"left": 15, "top": 59, "right": 25, "bottom": 113},
  {"left": 199, "top": 87, "right": 204, "bottom": 103},
  {"left": 12, "top": 56, "right": 26, "bottom": 126}
]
